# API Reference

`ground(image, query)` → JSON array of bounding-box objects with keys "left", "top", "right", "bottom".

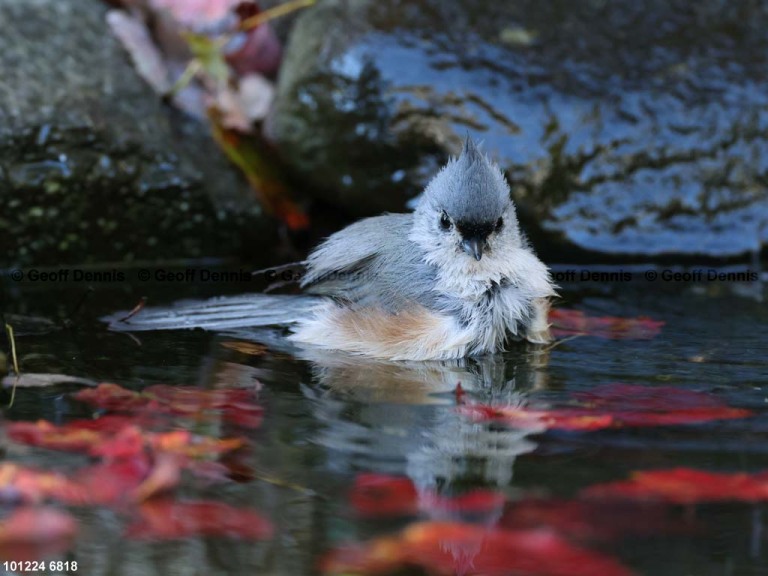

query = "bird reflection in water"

[{"left": 220, "top": 331, "right": 550, "bottom": 498}]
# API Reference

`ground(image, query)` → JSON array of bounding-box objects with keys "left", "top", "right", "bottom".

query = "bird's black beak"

[{"left": 462, "top": 237, "right": 484, "bottom": 261}]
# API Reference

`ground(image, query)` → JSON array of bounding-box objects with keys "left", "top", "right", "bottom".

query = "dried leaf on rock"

[
  {"left": 225, "top": 23, "right": 282, "bottom": 76},
  {"left": 214, "top": 73, "right": 275, "bottom": 131},
  {"left": 209, "top": 111, "right": 309, "bottom": 230},
  {"left": 107, "top": 10, "right": 172, "bottom": 94}
]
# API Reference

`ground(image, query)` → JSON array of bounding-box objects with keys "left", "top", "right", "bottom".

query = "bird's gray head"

[{"left": 410, "top": 137, "right": 522, "bottom": 267}]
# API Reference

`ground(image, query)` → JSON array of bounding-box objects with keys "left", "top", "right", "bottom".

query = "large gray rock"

[
  {"left": 0, "top": 0, "right": 275, "bottom": 268},
  {"left": 268, "top": 0, "right": 768, "bottom": 258}
]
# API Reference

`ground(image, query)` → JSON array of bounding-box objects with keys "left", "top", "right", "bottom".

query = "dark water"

[{"left": 2, "top": 269, "right": 767, "bottom": 576}]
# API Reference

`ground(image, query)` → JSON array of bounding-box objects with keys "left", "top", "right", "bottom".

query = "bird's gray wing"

[{"left": 301, "top": 214, "right": 441, "bottom": 312}]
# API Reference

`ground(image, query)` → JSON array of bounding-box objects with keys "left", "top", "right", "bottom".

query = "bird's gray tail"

[{"left": 102, "top": 293, "right": 320, "bottom": 332}]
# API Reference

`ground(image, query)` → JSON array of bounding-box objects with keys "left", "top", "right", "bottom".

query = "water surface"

[{"left": 2, "top": 271, "right": 767, "bottom": 575}]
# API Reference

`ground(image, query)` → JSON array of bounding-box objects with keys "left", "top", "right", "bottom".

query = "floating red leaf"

[
  {"left": 0, "top": 507, "right": 77, "bottom": 562},
  {"left": 126, "top": 499, "right": 273, "bottom": 540},
  {"left": 459, "top": 384, "right": 752, "bottom": 432},
  {"left": 549, "top": 308, "right": 664, "bottom": 339},
  {"left": 321, "top": 521, "right": 634, "bottom": 576},
  {"left": 583, "top": 468, "right": 768, "bottom": 504}
]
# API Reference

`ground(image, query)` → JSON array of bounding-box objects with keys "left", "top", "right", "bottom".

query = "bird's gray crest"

[
  {"left": 462, "top": 134, "right": 483, "bottom": 161},
  {"left": 422, "top": 135, "right": 512, "bottom": 224}
]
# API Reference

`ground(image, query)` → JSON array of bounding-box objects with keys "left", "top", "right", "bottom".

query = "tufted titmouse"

[{"left": 107, "top": 137, "right": 556, "bottom": 361}]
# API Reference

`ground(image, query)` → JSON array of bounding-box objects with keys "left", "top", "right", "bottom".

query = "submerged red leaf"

[
  {"left": 499, "top": 498, "right": 692, "bottom": 542},
  {"left": 573, "top": 383, "right": 724, "bottom": 410},
  {"left": 575, "top": 384, "right": 753, "bottom": 428},
  {"left": 583, "top": 468, "right": 768, "bottom": 504},
  {"left": 350, "top": 474, "right": 506, "bottom": 519},
  {"left": 0, "top": 456, "right": 174, "bottom": 507},
  {"left": 549, "top": 308, "right": 664, "bottom": 339},
  {"left": 0, "top": 464, "right": 80, "bottom": 505},
  {"left": 321, "top": 521, "right": 634, "bottom": 576},
  {"left": 0, "top": 459, "right": 146, "bottom": 507},
  {"left": 0, "top": 508, "right": 77, "bottom": 562},
  {"left": 89, "top": 425, "right": 147, "bottom": 459},
  {"left": 131, "top": 453, "right": 183, "bottom": 502},
  {"left": 145, "top": 384, "right": 264, "bottom": 428},
  {"left": 458, "top": 405, "right": 615, "bottom": 431},
  {"left": 70, "top": 456, "right": 153, "bottom": 505},
  {"left": 459, "top": 384, "right": 752, "bottom": 432},
  {"left": 423, "top": 489, "right": 507, "bottom": 515},
  {"left": 72, "top": 383, "right": 150, "bottom": 411},
  {"left": 72, "top": 382, "right": 263, "bottom": 429},
  {"left": 7, "top": 420, "right": 103, "bottom": 452},
  {"left": 65, "top": 414, "right": 157, "bottom": 433},
  {"left": 8, "top": 417, "right": 245, "bottom": 467},
  {"left": 126, "top": 499, "right": 273, "bottom": 540},
  {"left": 150, "top": 429, "right": 245, "bottom": 458},
  {"left": 350, "top": 474, "right": 418, "bottom": 517}
]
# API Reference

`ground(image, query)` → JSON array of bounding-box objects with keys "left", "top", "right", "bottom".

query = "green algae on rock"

[{"left": 0, "top": 0, "right": 275, "bottom": 268}]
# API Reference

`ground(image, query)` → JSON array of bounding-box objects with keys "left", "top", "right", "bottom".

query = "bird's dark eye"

[
  {"left": 495, "top": 217, "right": 504, "bottom": 231},
  {"left": 439, "top": 212, "right": 452, "bottom": 231}
]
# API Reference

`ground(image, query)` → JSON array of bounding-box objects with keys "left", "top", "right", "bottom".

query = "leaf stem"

[
  {"left": 240, "top": 0, "right": 316, "bottom": 32},
  {"left": 5, "top": 323, "right": 19, "bottom": 408}
]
